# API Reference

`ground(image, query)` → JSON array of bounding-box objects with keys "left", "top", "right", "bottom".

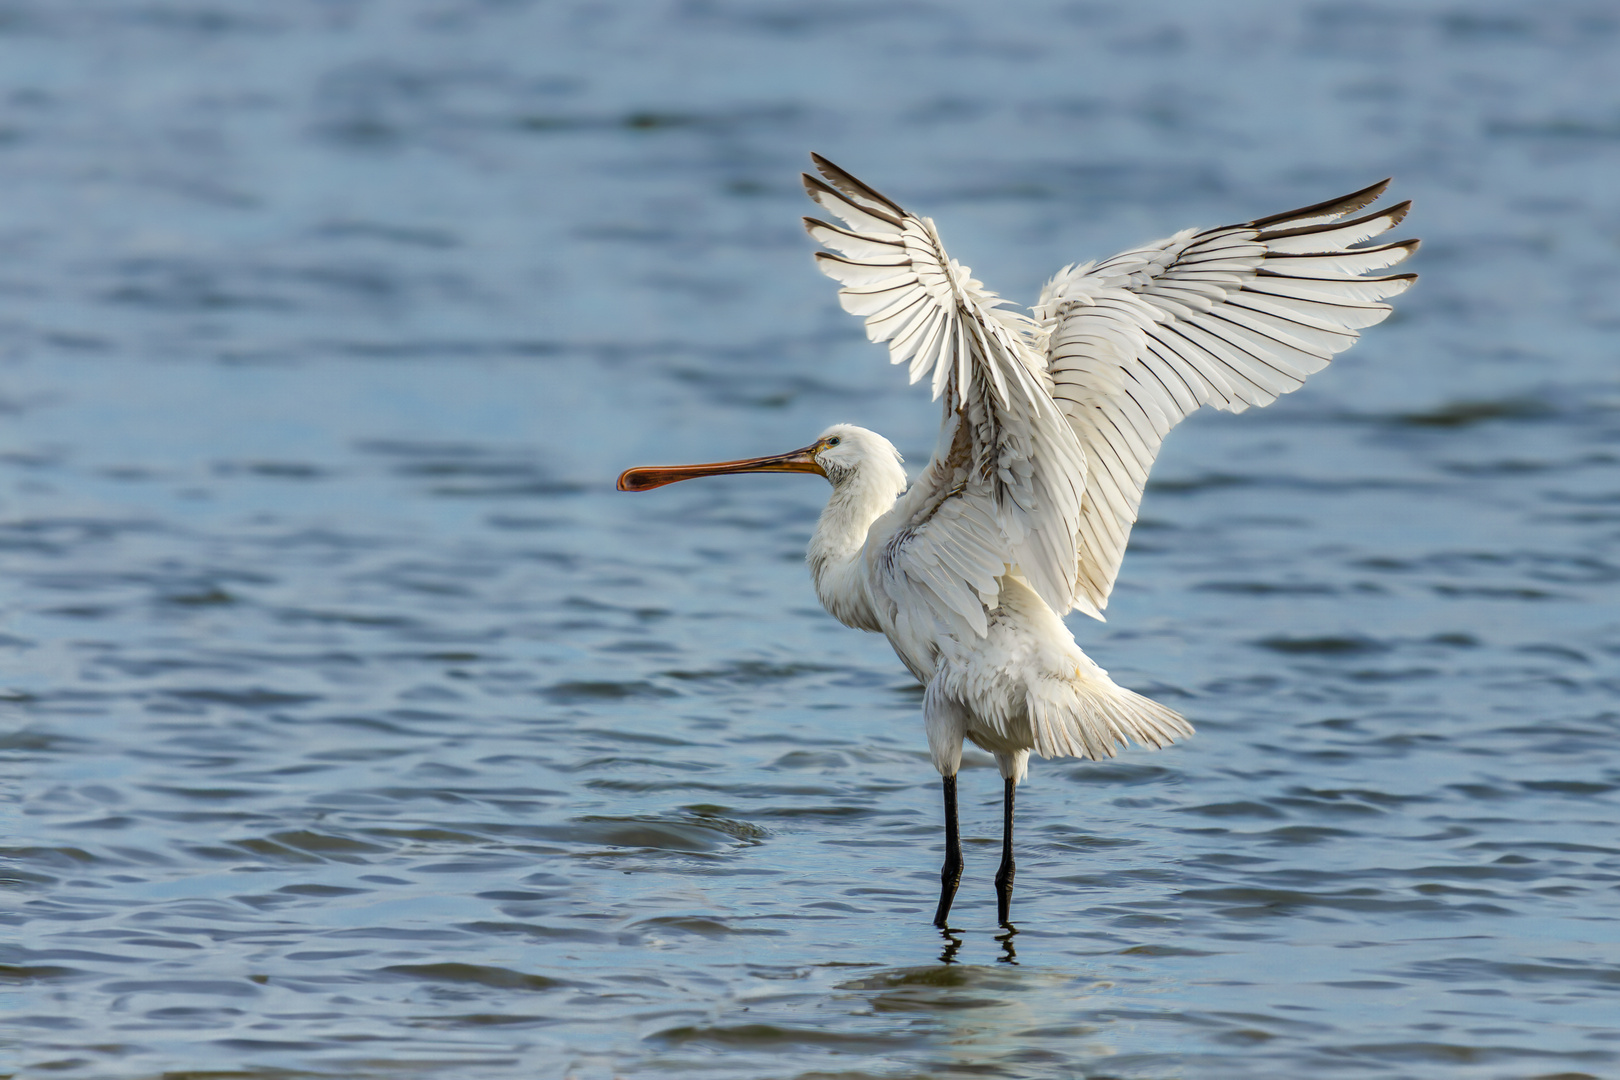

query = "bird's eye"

[{"left": 826, "top": 437, "right": 840, "bottom": 447}]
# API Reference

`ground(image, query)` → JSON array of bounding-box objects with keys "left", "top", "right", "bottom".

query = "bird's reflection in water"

[
  {"left": 935, "top": 925, "right": 1018, "bottom": 965},
  {"left": 996, "top": 924, "right": 1019, "bottom": 965},
  {"left": 836, "top": 951, "right": 1106, "bottom": 1071}
]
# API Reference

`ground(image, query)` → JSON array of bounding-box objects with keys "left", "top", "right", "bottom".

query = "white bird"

[{"left": 619, "top": 154, "right": 1417, "bottom": 928}]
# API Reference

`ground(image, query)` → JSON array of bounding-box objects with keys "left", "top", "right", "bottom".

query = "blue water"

[{"left": 4, "top": 2, "right": 1619, "bottom": 1077}]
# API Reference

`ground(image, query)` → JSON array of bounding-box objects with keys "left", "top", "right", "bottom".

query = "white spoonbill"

[{"left": 618, "top": 155, "right": 1417, "bottom": 928}]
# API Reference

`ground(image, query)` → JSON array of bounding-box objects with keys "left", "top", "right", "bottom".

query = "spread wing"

[
  {"left": 1036, "top": 183, "right": 1418, "bottom": 616},
  {"left": 802, "top": 154, "right": 1093, "bottom": 640}
]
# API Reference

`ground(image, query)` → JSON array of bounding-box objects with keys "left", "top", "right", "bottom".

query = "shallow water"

[{"left": 5, "top": 2, "right": 1620, "bottom": 1078}]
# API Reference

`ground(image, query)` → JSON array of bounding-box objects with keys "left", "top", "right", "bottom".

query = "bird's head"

[
  {"left": 808, "top": 424, "right": 904, "bottom": 489},
  {"left": 616, "top": 423, "right": 904, "bottom": 494}
]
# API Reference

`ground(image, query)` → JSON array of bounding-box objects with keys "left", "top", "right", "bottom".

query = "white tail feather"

[{"left": 1028, "top": 678, "right": 1192, "bottom": 761}]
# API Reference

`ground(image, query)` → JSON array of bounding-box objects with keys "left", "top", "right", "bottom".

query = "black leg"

[
  {"left": 933, "top": 775, "right": 963, "bottom": 928},
  {"left": 995, "top": 776, "right": 1016, "bottom": 926}
]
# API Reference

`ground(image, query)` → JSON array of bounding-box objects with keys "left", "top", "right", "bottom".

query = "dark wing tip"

[
  {"left": 801, "top": 173, "right": 830, "bottom": 208},
  {"left": 809, "top": 151, "right": 852, "bottom": 186},
  {"left": 1250, "top": 178, "right": 1394, "bottom": 230},
  {"left": 803, "top": 215, "right": 905, "bottom": 250},
  {"left": 807, "top": 153, "right": 908, "bottom": 219},
  {"left": 1254, "top": 200, "right": 1412, "bottom": 244},
  {"left": 802, "top": 172, "right": 839, "bottom": 201}
]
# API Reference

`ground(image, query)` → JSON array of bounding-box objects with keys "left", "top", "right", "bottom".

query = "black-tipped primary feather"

[
  {"left": 1250, "top": 177, "right": 1392, "bottom": 229},
  {"left": 809, "top": 152, "right": 909, "bottom": 219},
  {"left": 1255, "top": 201, "right": 1411, "bottom": 244}
]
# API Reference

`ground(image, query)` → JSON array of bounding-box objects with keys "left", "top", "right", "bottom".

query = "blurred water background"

[{"left": 4, "top": 2, "right": 1620, "bottom": 1077}]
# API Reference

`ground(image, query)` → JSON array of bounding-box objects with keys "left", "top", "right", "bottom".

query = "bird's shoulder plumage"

[{"left": 803, "top": 154, "right": 1417, "bottom": 631}]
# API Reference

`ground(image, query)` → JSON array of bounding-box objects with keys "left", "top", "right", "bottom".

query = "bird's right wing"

[
  {"left": 1036, "top": 182, "right": 1418, "bottom": 616},
  {"left": 802, "top": 155, "right": 1092, "bottom": 639}
]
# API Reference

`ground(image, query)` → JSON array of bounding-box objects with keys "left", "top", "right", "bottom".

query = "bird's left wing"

[
  {"left": 802, "top": 155, "right": 1093, "bottom": 636},
  {"left": 1035, "top": 182, "right": 1417, "bottom": 617}
]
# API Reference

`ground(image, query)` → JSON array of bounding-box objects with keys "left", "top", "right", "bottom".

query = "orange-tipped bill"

[{"left": 617, "top": 444, "right": 825, "bottom": 492}]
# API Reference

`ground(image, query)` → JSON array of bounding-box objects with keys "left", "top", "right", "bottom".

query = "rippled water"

[{"left": 6, "top": 2, "right": 1620, "bottom": 1077}]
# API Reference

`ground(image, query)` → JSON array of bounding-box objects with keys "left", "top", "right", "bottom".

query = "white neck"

[{"left": 806, "top": 457, "right": 906, "bottom": 633}]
